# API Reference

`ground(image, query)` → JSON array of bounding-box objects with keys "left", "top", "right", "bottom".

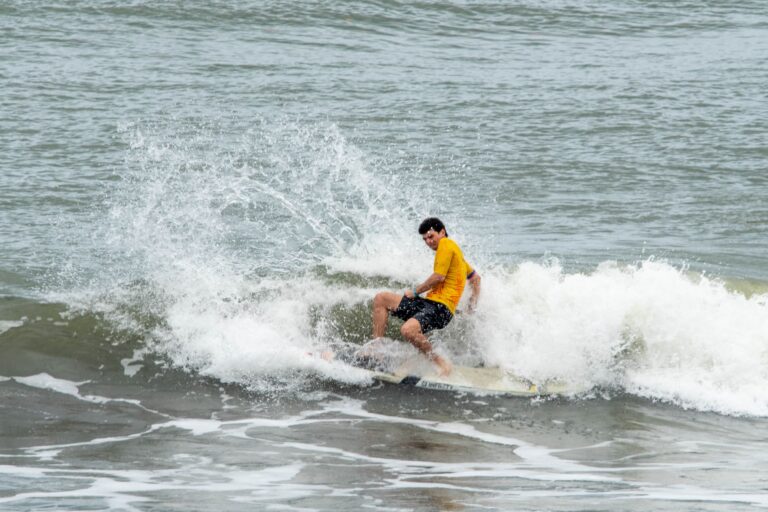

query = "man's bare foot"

[{"left": 430, "top": 353, "right": 453, "bottom": 377}]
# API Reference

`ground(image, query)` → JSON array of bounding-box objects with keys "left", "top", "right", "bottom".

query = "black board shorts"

[{"left": 392, "top": 295, "right": 453, "bottom": 334}]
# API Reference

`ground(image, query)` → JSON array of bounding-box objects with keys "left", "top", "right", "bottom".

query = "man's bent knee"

[
  {"left": 374, "top": 291, "right": 400, "bottom": 310},
  {"left": 400, "top": 319, "right": 422, "bottom": 339}
]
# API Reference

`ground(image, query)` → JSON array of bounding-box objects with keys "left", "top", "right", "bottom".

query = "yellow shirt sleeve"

[{"left": 433, "top": 240, "right": 454, "bottom": 275}]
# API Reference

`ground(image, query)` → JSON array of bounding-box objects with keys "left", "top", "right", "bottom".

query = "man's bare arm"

[
  {"left": 467, "top": 272, "right": 481, "bottom": 313},
  {"left": 405, "top": 272, "right": 445, "bottom": 298}
]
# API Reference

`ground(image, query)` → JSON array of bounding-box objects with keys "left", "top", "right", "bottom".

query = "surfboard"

[{"left": 356, "top": 357, "right": 578, "bottom": 397}]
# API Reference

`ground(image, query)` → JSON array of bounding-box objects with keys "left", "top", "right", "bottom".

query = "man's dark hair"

[{"left": 418, "top": 217, "right": 448, "bottom": 237}]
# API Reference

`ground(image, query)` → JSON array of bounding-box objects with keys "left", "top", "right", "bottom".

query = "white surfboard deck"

[{"left": 357, "top": 357, "right": 578, "bottom": 397}]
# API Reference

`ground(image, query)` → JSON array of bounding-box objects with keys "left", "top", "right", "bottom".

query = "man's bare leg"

[
  {"left": 372, "top": 291, "right": 403, "bottom": 338},
  {"left": 400, "top": 318, "right": 453, "bottom": 376}
]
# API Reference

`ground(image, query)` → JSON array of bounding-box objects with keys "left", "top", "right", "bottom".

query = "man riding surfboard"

[{"left": 371, "top": 217, "right": 481, "bottom": 376}]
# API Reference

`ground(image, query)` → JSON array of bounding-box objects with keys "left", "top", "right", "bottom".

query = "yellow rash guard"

[{"left": 425, "top": 237, "right": 474, "bottom": 314}]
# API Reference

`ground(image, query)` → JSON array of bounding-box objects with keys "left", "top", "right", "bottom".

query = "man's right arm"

[{"left": 405, "top": 272, "right": 446, "bottom": 298}]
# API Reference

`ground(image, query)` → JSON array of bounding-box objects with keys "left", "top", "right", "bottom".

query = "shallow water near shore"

[
  {"left": 2, "top": 1, "right": 768, "bottom": 510},
  {"left": 3, "top": 362, "right": 768, "bottom": 511}
]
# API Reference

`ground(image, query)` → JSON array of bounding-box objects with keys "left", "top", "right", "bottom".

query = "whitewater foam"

[
  {"left": 50, "top": 117, "right": 768, "bottom": 417},
  {"left": 474, "top": 260, "right": 768, "bottom": 415},
  {"left": 0, "top": 320, "right": 23, "bottom": 335}
]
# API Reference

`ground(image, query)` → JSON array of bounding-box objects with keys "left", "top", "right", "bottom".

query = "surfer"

[{"left": 371, "top": 217, "right": 480, "bottom": 376}]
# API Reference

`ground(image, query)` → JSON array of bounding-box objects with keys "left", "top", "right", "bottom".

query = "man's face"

[{"left": 422, "top": 228, "right": 445, "bottom": 251}]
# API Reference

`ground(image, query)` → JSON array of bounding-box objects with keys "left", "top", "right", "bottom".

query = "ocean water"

[{"left": 2, "top": 1, "right": 768, "bottom": 510}]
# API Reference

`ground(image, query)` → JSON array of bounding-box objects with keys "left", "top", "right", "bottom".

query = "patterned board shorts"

[{"left": 392, "top": 295, "right": 453, "bottom": 334}]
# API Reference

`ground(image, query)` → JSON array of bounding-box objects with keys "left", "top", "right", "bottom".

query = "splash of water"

[{"left": 57, "top": 117, "right": 427, "bottom": 392}]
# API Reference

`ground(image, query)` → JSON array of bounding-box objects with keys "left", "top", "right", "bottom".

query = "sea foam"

[
  {"left": 53, "top": 118, "right": 768, "bottom": 416},
  {"left": 473, "top": 260, "right": 768, "bottom": 415}
]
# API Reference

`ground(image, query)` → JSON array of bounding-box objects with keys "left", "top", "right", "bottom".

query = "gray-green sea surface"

[{"left": 1, "top": 1, "right": 767, "bottom": 510}]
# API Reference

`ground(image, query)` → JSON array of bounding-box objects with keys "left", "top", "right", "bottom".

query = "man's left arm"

[{"left": 467, "top": 270, "right": 481, "bottom": 313}]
